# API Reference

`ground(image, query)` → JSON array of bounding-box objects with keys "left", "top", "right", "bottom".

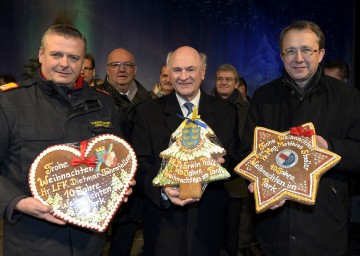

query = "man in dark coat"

[
  {"left": 97, "top": 48, "right": 150, "bottom": 144},
  {"left": 151, "top": 63, "right": 174, "bottom": 99},
  {"left": 97, "top": 48, "right": 150, "bottom": 256},
  {"left": 132, "top": 46, "right": 239, "bottom": 255},
  {"left": 0, "top": 24, "right": 133, "bottom": 256},
  {"left": 213, "top": 64, "right": 255, "bottom": 256},
  {"left": 242, "top": 20, "right": 360, "bottom": 256}
]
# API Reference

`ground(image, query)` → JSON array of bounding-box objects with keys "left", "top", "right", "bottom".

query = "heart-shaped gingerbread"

[{"left": 29, "top": 134, "right": 137, "bottom": 232}]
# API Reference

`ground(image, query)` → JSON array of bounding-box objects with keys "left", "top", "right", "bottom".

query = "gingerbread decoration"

[
  {"left": 28, "top": 134, "right": 137, "bottom": 232},
  {"left": 235, "top": 123, "right": 341, "bottom": 213},
  {"left": 153, "top": 107, "right": 230, "bottom": 199}
]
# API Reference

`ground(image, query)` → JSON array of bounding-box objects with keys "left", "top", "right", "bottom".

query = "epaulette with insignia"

[
  {"left": 95, "top": 88, "right": 110, "bottom": 95},
  {"left": 0, "top": 82, "right": 20, "bottom": 92}
]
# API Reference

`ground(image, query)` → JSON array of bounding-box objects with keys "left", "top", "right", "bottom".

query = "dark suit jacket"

[{"left": 132, "top": 90, "right": 239, "bottom": 256}]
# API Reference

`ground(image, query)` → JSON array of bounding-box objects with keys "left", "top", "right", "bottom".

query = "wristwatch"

[{"left": 161, "top": 188, "right": 169, "bottom": 201}]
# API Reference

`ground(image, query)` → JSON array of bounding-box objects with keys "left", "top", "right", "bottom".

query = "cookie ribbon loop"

[
  {"left": 290, "top": 125, "right": 315, "bottom": 137},
  {"left": 177, "top": 106, "right": 208, "bottom": 129},
  {"left": 71, "top": 140, "right": 97, "bottom": 167}
]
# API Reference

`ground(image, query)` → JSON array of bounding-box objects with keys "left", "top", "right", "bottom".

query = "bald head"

[
  {"left": 167, "top": 46, "right": 206, "bottom": 101},
  {"left": 107, "top": 48, "right": 135, "bottom": 64},
  {"left": 106, "top": 48, "right": 137, "bottom": 93},
  {"left": 167, "top": 46, "right": 202, "bottom": 69}
]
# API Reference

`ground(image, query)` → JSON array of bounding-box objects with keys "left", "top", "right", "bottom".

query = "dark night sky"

[{"left": 0, "top": 0, "right": 355, "bottom": 95}]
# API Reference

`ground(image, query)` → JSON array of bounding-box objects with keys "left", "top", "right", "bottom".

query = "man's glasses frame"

[
  {"left": 282, "top": 47, "right": 320, "bottom": 58},
  {"left": 107, "top": 62, "right": 136, "bottom": 70},
  {"left": 216, "top": 77, "right": 235, "bottom": 83}
]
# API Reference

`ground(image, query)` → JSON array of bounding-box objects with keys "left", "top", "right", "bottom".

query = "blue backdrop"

[{"left": 0, "top": 0, "right": 355, "bottom": 95}]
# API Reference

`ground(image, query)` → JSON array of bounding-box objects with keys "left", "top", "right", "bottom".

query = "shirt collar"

[
  {"left": 176, "top": 90, "right": 201, "bottom": 116},
  {"left": 114, "top": 80, "right": 138, "bottom": 101}
]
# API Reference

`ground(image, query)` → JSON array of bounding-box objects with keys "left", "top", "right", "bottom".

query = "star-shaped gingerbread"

[{"left": 235, "top": 122, "right": 341, "bottom": 213}]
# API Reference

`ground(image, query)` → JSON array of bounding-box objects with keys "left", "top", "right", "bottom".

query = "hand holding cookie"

[
  {"left": 15, "top": 197, "right": 66, "bottom": 225},
  {"left": 28, "top": 134, "right": 138, "bottom": 232},
  {"left": 163, "top": 187, "right": 199, "bottom": 206},
  {"left": 236, "top": 123, "right": 341, "bottom": 213}
]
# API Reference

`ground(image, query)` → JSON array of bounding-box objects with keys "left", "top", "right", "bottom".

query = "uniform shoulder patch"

[
  {"left": 95, "top": 88, "right": 110, "bottom": 95},
  {"left": 0, "top": 82, "right": 20, "bottom": 91}
]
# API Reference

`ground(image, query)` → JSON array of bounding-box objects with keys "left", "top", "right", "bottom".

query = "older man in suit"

[{"left": 132, "top": 46, "right": 240, "bottom": 255}]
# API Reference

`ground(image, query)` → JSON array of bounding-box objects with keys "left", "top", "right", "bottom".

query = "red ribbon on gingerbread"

[
  {"left": 290, "top": 125, "right": 315, "bottom": 137},
  {"left": 71, "top": 140, "right": 97, "bottom": 167}
]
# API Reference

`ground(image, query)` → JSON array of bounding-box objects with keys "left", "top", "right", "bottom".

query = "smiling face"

[
  {"left": 280, "top": 29, "right": 325, "bottom": 87},
  {"left": 168, "top": 46, "right": 205, "bottom": 101},
  {"left": 38, "top": 34, "right": 85, "bottom": 88},
  {"left": 106, "top": 48, "right": 137, "bottom": 93},
  {"left": 159, "top": 65, "right": 173, "bottom": 95},
  {"left": 216, "top": 70, "right": 238, "bottom": 99}
]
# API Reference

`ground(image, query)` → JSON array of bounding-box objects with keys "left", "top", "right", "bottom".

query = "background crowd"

[{"left": 0, "top": 10, "right": 359, "bottom": 256}]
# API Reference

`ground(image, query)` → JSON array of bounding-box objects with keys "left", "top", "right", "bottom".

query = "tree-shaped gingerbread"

[{"left": 153, "top": 107, "right": 230, "bottom": 199}]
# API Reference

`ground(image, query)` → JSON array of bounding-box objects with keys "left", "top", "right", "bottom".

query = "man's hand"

[
  {"left": 248, "top": 183, "right": 286, "bottom": 210},
  {"left": 161, "top": 156, "right": 223, "bottom": 207},
  {"left": 15, "top": 197, "right": 66, "bottom": 225},
  {"left": 163, "top": 187, "right": 199, "bottom": 206},
  {"left": 316, "top": 135, "right": 328, "bottom": 149},
  {"left": 248, "top": 182, "right": 254, "bottom": 193},
  {"left": 123, "top": 179, "right": 136, "bottom": 203},
  {"left": 215, "top": 157, "right": 225, "bottom": 164}
]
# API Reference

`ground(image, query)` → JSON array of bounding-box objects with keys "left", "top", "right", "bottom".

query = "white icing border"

[{"left": 28, "top": 134, "right": 138, "bottom": 232}]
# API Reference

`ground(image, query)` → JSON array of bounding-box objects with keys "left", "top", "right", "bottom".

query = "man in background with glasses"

[
  {"left": 97, "top": 48, "right": 150, "bottom": 256},
  {"left": 81, "top": 53, "right": 103, "bottom": 87},
  {"left": 98, "top": 48, "right": 150, "bottom": 143},
  {"left": 241, "top": 20, "right": 360, "bottom": 255},
  {"left": 213, "top": 64, "right": 256, "bottom": 256}
]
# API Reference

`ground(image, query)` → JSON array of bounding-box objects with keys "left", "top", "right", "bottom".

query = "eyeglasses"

[
  {"left": 216, "top": 77, "right": 235, "bottom": 83},
  {"left": 82, "top": 67, "right": 94, "bottom": 71},
  {"left": 282, "top": 48, "right": 320, "bottom": 57},
  {"left": 107, "top": 62, "right": 136, "bottom": 70}
]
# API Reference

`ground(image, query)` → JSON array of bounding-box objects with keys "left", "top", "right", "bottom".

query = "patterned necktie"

[{"left": 183, "top": 102, "right": 194, "bottom": 116}]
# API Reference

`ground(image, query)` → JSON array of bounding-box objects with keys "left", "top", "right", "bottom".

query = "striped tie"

[{"left": 183, "top": 102, "right": 194, "bottom": 116}]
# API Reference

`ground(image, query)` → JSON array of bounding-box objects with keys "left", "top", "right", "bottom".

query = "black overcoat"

[
  {"left": 132, "top": 90, "right": 239, "bottom": 256},
  {"left": 242, "top": 70, "right": 360, "bottom": 256}
]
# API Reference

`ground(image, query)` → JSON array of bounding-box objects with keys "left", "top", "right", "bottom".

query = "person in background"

[
  {"left": 323, "top": 59, "right": 350, "bottom": 83},
  {"left": 237, "top": 76, "right": 251, "bottom": 103},
  {"left": 213, "top": 64, "right": 255, "bottom": 256},
  {"left": 323, "top": 60, "right": 350, "bottom": 83},
  {"left": 97, "top": 48, "right": 150, "bottom": 256},
  {"left": 0, "top": 74, "right": 16, "bottom": 85},
  {"left": 241, "top": 20, "right": 360, "bottom": 256},
  {"left": 0, "top": 72, "right": 17, "bottom": 254},
  {"left": 132, "top": 46, "right": 239, "bottom": 255},
  {"left": 214, "top": 64, "right": 249, "bottom": 138},
  {"left": 0, "top": 24, "right": 134, "bottom": 256},
  {"left": 324, "top": 59, "right": 360, "bottom": 254},
  {"left": 151, "top": 63, "right": 174, "bottom": 98},
  {"left": 98, "top": 48, "right": 150, "bottom": 143},
  {"left": 81, "top": 53, "right": 103, "bottom": 86}
]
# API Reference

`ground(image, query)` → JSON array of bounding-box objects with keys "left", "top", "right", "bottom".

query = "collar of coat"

[
  {"left": 36, "top": 69, "right": 86, "bottom": 103},
  {"left": 281, "top": 65, "right": 326, "bottom": 101}
]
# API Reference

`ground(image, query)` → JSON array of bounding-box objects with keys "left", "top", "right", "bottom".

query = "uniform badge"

[{"left": 0, "top": 82, "right": 19, "bottom": 91}]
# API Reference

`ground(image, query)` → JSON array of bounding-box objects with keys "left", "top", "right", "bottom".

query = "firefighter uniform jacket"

[{"left": 0, "top": 70, "right": 122, "bottom": 256}]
